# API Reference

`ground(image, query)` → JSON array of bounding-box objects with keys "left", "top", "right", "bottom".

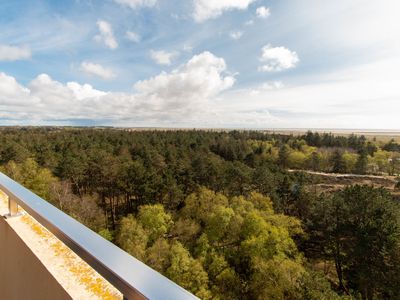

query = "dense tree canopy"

[{"left": 0, "top": 127, "right": 399, "bottom": 299}]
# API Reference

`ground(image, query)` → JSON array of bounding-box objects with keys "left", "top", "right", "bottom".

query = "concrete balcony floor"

[{"left": 0, "top": 191, "right": 122, "bottom": 300}]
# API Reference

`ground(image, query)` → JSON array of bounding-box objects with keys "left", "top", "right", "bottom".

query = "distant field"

[
  {"left": 261, "top": 128, "right": 400, "bottom": 142},
  {"left": 2, "top": 126, "right": 400, "bottom": 142},
  {"left": 122, "top": 127, "right": 400, "bottom": 141}
]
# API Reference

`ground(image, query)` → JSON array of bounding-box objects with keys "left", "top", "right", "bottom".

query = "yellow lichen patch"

[
  {"left": 22, "top": 215, "right": 49, "bottom": 238},
  {"left": 0, "top": 190, "right": 9, "bottom": 205},
  {"left": 20, "top": 213, "right": 121, "bottom": 300},
  {"left": 69, "top": 264, "right": 118, "bottom": 300}
]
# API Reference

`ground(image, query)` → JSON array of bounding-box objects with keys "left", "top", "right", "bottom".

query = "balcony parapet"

[{"left": 0, "top": 172, "right": 198, "bottom": 300}]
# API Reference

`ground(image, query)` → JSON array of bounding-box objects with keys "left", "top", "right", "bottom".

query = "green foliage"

[
  {"left": 342, "top": 152, "right": 357, "bottom": 173},
  {"left": 145, "top": 238, "right": 171, "bottom": 272},
  {"left": 308, "top": 185, "right": 400, "bottom": 298},
  {"left": 182, "top": 187, "right": 229, "bottom": 224},
  {"left": 187, "top": 189, "right": 308, "bottom": 299},
  {"left": 5, "top": 158, "right": 57, "bottom": 200},
  {"left": 117, "top": 215, "right": 148, "bottom": 260},
  {"left": 166, "top": 242, "right": 211, "bottom": 299},
  {"left": 278, "top": 144, "right": 290, "bottom": 168},
  {"left": 354, "top": 149, "right": 368, "bottom": 174},
  {"left": 300, "top": 271, "right": 347, "bottom": 300},
  {"left": 138, "top": 204, "right": 173, "bottom": 244},
  {"left": 1, "top": 128, "right": 399, "bottom": 299},
  {"left": 98, "top": 229, "right": 113, "bottom": 241},
  {"left": 331, "top": 150, "right": 346, "bottom": 173},
  {"left": 205, "top": 206, "right": 235, "bottom": 243},
  {"left": 249, "top": 256, "right": 305, "bottom": 300},
  {"left": 288, "top": 150, "right": 307, "bottom": 169},
  {"left": 307, "top": 151, "right": 322, "bottom": 171}
]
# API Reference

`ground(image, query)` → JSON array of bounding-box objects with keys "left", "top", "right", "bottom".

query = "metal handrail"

[{"left": 0, "top": 172, "right": 199, "bottom": 300}]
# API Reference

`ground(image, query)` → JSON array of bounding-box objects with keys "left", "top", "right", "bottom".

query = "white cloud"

[
  {"left": 80, "top": 62, "right": 116, "bottom": 80},
  {"left": 135, "top": 51, "right": 235, "bottom": 112},
  {"left": 0, "top": 45, "right": 31, "bottom": 61},
  {"left": 193, "top": 0, "right": 255, "bottom": 22},
  {"left": 125, "top": 31, "right": 141, "bottom": 43},
  {"left": 222, "top": 57, "right": 400, "bottom": 129},
  {"left": 0, "top": 52, "right": 235, "bottom": 124},
  {"left": 0, "top": 72, "right": 31, "bottom": 105},
  {"left": 2, "top": 55, "right": 400, "bottom": 128},
  {"left": 244, "top": 20, "right": 254, "bottom": 26},
  {"left": 285, "top": 0, "right": 400, "bottom": 53},
  {"left": 67, "top": 82, "right": 107, "bottom": 100},
  {"left": 230, "top": 31, "right": 243, "bottom": 40},
  {"left": 150, "top": 50, "right": 178, "bottom": 66},
  {"left": 114, "top": 0, "right": 157, "bottom": 9},
  {"left": 94, "top": 20, "right": 118, "bottom": 50},
  {"left": 256, "top": 6, "right": 270, "bottom": 19},
  {"left": 259, "top": 44, "right": 299, "bottom": 72},
  {"left": 28, "top": 74, "right": 76, "bottom": 108}
]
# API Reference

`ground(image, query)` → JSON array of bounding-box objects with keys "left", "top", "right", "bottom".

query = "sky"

[{"left": 0, "top": 0, "right": 399, "bottom": 129}]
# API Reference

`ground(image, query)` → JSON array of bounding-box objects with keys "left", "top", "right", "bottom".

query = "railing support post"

[{"left": 7, "top": 195, "right": 19, "bottom": 217}]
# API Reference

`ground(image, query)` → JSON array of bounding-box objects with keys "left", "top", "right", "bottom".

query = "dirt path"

[
  {"left": 288, "top": 169, "right": 399, "bottom": 194},
  {"left": 288, "top": 169, "right": 396, "bottom": 180}
]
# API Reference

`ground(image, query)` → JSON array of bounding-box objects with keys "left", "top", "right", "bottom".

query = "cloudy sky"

[{"left": 0, "top": 0, "right": 399, "bottom": 128}]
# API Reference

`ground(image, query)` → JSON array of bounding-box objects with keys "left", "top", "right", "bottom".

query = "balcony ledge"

[{"left": 0, "top": 191, "right": 122, "bottom": 300}]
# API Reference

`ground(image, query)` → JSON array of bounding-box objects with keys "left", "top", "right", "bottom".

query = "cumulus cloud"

[
  {"left": 29, "top": 74, "right": 76, "bottom": 107},
  {"left": 114, "top": 0, "right": 157, "bottom": 9},
  {"left": 6, "top": 73, "right": 127, "bottom": 120},
  {"left": 135, "top": 51, "right": 235, "bottom": 112},
  {"left": 259, "top": 44, "right": 299, "bottom": 72},
  {"left": 193, "top": 0, "right": 255, "bottom": 22},
  {"left": 0, "top": 72, "right": 31, "bottom": 105},
  {"left": 80, "top": 62, "right": 116, "bottom": 80},
  {"left": 150, "top": 50, "right": 178, "bottom": 66},
  {"left": 256, "top": 6, "right": 270, "bottom": 18},
  {"left": 230, "top": 31, "right": 243, "bottom": 40},
  {"left": 0, "top": 52, "right": 235, "bottom": 124},
  {"left": 94, "top": 20, "right": 118, "bottom": 50},
  {"left": 67, "top": 82, "right": 107, "bottom": 100},
  {"left": 0, "top": 45, "right": 31, "bottom": 61},
  {"left": 125, "top": 31, "right": 141, "bottom": 43}
]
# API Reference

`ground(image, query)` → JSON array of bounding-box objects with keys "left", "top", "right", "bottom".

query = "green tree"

[
  {"left": 138, "top": 204, "right": 173, "bottom": 244},
  {"left": 145, "top": 238, "right": 171, "bottom": 272},
  {"left": 288, "top": 151, "right": 307, "bottom": 169},
  {"left": 308, "top": 185, "right": 400, "bottom": 299},
  {"left": 117, "top": 215, "right": 148, "bottom": 260},
  {"left": 98, "top": 228, "right": 113, "bottom": 241},
  {"left": 354, "top": 149, "right": 368, "bottom": 174},
  {"left": 182, "top": 188, "right": 229, "bottom": 225},
  {"left": 4, "top": 158, "right": 57, "bottom": 200},
  {"left": 308, "top": 151, "right": 322, "bottom": 171},
  {"left": 166, "top": 242, "right": 211, "bottom": 299},
  {"left": 331, "top": 150, "right": 346, "bottom": 173},
  {"left": 300, "top": 271, "right": 346, "bottom": 300},
  {"left": 278, "top": 144, "right": 290, "bottom": 168}
]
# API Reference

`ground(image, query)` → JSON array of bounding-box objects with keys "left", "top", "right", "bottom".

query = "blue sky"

[{"left": 0, "top": 0, "right": 399, "bottom": 128}]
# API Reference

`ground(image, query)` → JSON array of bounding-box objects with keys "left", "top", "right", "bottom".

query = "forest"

[{"left": 1, "top": 127, "right": 400, "bottom": 300}]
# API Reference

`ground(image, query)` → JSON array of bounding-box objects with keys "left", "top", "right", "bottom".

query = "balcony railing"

[{"left": 0, "top": 171, "right": 199, "bottom": 300}]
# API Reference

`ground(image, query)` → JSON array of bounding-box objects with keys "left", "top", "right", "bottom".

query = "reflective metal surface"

[{"left": 0, "top": 172, "right": 199, "bottom": 300}]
